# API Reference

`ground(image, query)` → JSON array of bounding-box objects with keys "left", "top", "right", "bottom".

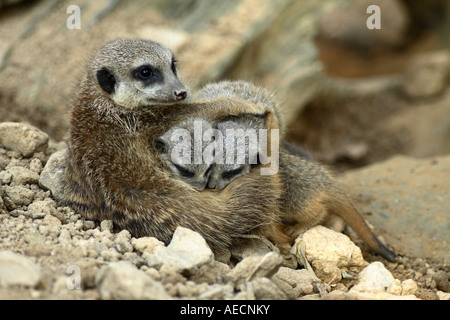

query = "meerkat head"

[
  {"left": 90, "top": 38, "right": 189, "bottom": 110},
  {"left": 155, "top": 118, "right": 215, "bottom": 191}
]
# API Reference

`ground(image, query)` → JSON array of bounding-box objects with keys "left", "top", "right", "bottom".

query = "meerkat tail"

[{"left": 325, "top": 192, "right": 397, "bottom": 262}]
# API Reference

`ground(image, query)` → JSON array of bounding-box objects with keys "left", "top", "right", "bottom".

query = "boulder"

[{"left": 338, "top": 155, "right": 450, "bottom": 262}]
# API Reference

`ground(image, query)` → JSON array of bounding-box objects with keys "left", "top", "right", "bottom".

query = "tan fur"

[
  {"left": 62, "top": 39, "right": 396, "bottom": 262},
  {"left": 61, "top": 40, "right": 282, "bottom": 254},
  {"left": 196, "top": 80, "right": 397, "bottom": 261}
]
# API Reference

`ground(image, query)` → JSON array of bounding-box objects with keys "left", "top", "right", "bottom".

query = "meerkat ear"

[{"left": 96, "top": 67, "right": 116, "bottom": 95}]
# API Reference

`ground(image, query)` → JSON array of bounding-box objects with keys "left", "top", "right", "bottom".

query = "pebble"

[
  {"left": 131, "top": 236, "right": 164, "bottom": 254},
  {"left": 226, "top": 252, "right": 283, "bottom": 288},
  {"left": 0, "top": 250, "right": 43, "bottom": 288},
  {"left": 0, "top": 122, "right": 49, "bottom": 157},
  {"left": 38, "top": 149, "right": 67, "bottom": 199},
  {"left": 273, "top": 267, "right": 320, "bottom": 297},
  {"left": 4, "top": 185, "right": 34, "bottom": 206},
  {"left": 95, "top": 261, "right": 170, "bottom": 299},
  {"left": 7, "top": 166, "right": 40, "bottom": 185},
  {"left": 295, "top": 225, "right": 366, "bottom": 282},
  {"left": 146, "top": 227, "right": 214, "bottom": 275},
  {"left": 350, "top": 262, "right": 394, "bottom": 293}
]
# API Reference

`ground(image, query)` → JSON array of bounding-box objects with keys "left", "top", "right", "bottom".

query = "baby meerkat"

[
  {"left": 155, "top": 117, "right": 215, "bottom": 190},
  {"left": 156, "top": 114, "right": 268, "bottom": 191},
  {"left": 189, "top": 80, "right": 397, "bottom": 261}
]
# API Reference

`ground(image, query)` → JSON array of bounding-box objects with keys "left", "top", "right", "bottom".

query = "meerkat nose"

[{"left": 174, "top": 90, "right": 187, "bottom": 101}]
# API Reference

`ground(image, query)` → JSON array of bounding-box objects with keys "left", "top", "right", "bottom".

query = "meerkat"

[
  {"left": 187, "top": 80, "right": 397, "bottom": 261},
  {"left": 61, "top": 38, "right": 283, "bottom": 256},
  {"left": 155, "top": 117, "right": 216, "bottom": 190}
]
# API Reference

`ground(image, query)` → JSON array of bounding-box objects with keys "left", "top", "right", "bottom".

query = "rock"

[
  {"left": 273, "top": 267, "right": 320, "bottom": 297},
  {"left": 387, "top": 279, "right": 403, "bottom": 295},
  {"left": 0, "top": 170, "right": 12, "bottom": 184},
  {"left": 437, "top": 291, "right": 450, "bottom": 300},
  {"left": 226, "top": 0, "right": 331, "bottom": 123},
  {"left": 230, "top": 237, "right": 279, "bottom": 260},
  {"left": 114, "top": 230, "right": 133, "bottom": 254},
  {"left": 7, "top": 166, "right": 40, "bottom": 185},
  {"left": 345, "top": 262, "right": 420, "bottom": 300},
  {"left": 251, "top": 277, "right": 287, "bottom": 300},
  {"left": 351, "top": 262, "right": 394, "bottom": 293},
  {"left": 338, "top": 155, "right": 450, "bottom": 262},
  {"left": 302, "top": 226, "right": 366, "bottom": 267},
  {"left": 99, "top": 220, "right": 114, "bottom": 233},
  {"left": 402, "top": 50, "right": 450, "bottom": 98},
  {"left": 131, "top": 237, "right": 164, "bottom": 254},
  {"left": 39, "top": 149, "right": 67, "bottom": 199},
  {"left": 296, "top": 226, "right": 366, "bottom": 282},
  {"left": 39, "top": 213, "right": 62, "bottom": 238},
  {"left": 381, "top": 89, "right": 450, "bottom": 158},
  {"left": 0, "top": 250, "right": 43, "bottom": 287},
  {"left": 432, "top": 270, "right": 449, "bottom": 292},
  {"left": 95, "top": 261, "right": 170, "bottom": 299},
  {"left": 4, "top": 185, "right": 34, "bottom": 206},
  {"left": 27, "top": 199, "right": 59, "bottom": 220},
  {"left": 146, "top": 227, "right": 214, "bottom": 275},
  {"left": 0, "top": 122, "right": 48, "bottom": 157},
  {"left": 29, "top": 158, "right": 43, "bottom": 174},
  {"left": 226, "top": 252, "right": 283, "bottom": 288},
  {"left": 401, "top": 279, "right": 419, "bottom": 296}
]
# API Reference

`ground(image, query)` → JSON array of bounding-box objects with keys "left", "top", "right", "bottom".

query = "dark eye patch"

[
  {"left": 155, "top": 138, "right": 168, "bottom": 154},
  {"left": 174, "top": 163, "right": 195, "bottom": 178},
  {"left": 222, "top": 167, "right": 244, "bottom": 180},
  {"left": 171, "top": 57, "right": 177, "bottom": 75},
  {"left": 133, "top": 65, "right": 162, "bottom": 83}
]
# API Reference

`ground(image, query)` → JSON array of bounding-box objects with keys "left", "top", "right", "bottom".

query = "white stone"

[
  {"left": 301, "top": 226, "right": 366, "bottom": 268},
  {"left": 0, "top": 250, "right": 42, "bottom": 287},
  {"left": 39, "top": 149, "right": 67, "bottom": 199},
  {"left": 401, "top": 279, "right": 418, "bottom": 295},
  {"left": 146, "top": 227, "right": 214, "bottom": 274},
  {"left": 350, "top": 262, "right": 394, "bottom": 293},
  {"left": 131, "top": 237, "right": 164, "bottom": 254},
  {"left": 95, "top": 261, "right": 170, "bottom": 299},
  {"left": 0, "top": 122, "right": 48, "bottom": 157},
  {"left": 7, "top": 166, "right": 40, "bottom": 185}
]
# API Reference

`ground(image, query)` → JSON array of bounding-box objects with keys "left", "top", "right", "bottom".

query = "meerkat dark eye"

[
  {"left": 133, "top": 65, "right": 161, "bottom": 83},
  {"left": 173, "top": 164, "right": 195, "bottom": 178},
  {"left": 155, "top": 138, "right": 168, "bottom": 154},
  {"left": 171, "top": 57, "right": 177, "bottom": 75},
  {"left": 138, "top": 66, "right": 152, "bottom": 79},
  {"left": 222, "top": 167, "right": 244, "bottom": 180},
  {"left": 204, "top": 165, "right": 212, "bottom": 177}
]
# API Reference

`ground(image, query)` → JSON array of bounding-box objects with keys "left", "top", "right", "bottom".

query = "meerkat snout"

[{"left": 174, "top": 89, "right": 187, "bottom": 101}]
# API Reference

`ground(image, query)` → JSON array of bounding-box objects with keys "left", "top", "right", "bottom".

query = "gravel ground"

[{"left": 0, "top": 125, "right": 448, "bottom": 300}]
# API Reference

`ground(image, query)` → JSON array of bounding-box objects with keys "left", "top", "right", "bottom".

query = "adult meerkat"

[
  {"left": 61, "top": 39, "right": 283, "bottom": 255},
  {"left": 183, "top": 80, "right": 397, "bottom": 261}
]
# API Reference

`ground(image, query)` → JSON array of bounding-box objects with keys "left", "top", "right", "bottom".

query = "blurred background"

[{"left": 0, "top": 0, "right": 449, "bottom": 171}]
